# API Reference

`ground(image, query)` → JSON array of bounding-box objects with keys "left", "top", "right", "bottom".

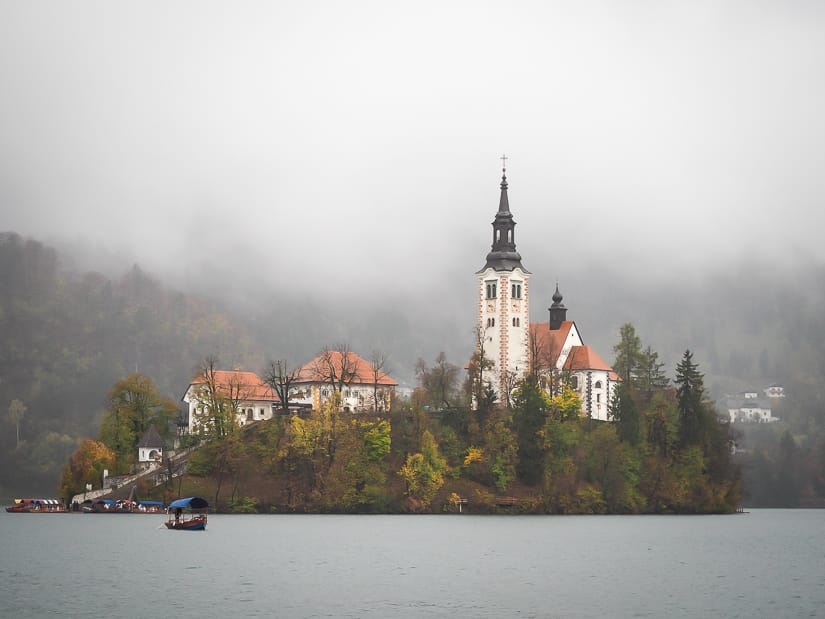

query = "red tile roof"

[
  {"left": 529, "top": 320, "right": 574, "bottom": 368},
  {"left": 191, "top": 370, "right": 279, "bottom": 402},
  {"left": 530, "top": 322, "right": 619, "bottom": 381},
  {"left": 295, "top": 350, "right": 399, "bottom": 386},
  {"left": 563, "top": 346, "right": 607, "bottom": 371}
]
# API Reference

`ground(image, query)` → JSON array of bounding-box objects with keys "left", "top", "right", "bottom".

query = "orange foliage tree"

[{"left": 59, "top": 439, "right": 115, "bottom": 502}]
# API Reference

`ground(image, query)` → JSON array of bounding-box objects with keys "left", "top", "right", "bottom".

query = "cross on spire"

[{"left": 500, "top": 153, "right": 508, "bottom": 173}]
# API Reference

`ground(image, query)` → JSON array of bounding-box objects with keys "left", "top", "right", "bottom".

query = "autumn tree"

[
  {"left": 485, "top": 414, "right": 518, "bottom": 491},
  {"left": 416, "top": 352, "right": 460, "bottom": 410},
  {"left": 263, "top": 358, "right": 300, "bottom": 412},
  {"left": 547, "top": 384, "right": 582, "bottom": 422},
  {"left": 7, "top": 399, "right": 27, "bottom": 448},
  {"left": 368, "top": 350, "right": 391, "bottom": 413},
  {"left": 59, "top": 439, "right": 116, "bottom": 502},
  {"left": 528, "top": 326, "right": 550, "bottom": 380},
  {"left": 312, "top": 344, "right": 359, "bottom": 395},
  {"left": 98, "top": 373, "right": 178, "bottom": 472},
  {"left": 467, "top": 326, "right": 496, "bottom": 411},
  {"left": 189, "top": 357, "right": 250, "bottom": 440},
  {"left": 398, "top": 429, "right": 446, "bottom": 509}
]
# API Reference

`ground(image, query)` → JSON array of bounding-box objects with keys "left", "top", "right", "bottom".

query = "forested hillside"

[{"left": 0, "top": 232, "right": 264, "bottom": 495}]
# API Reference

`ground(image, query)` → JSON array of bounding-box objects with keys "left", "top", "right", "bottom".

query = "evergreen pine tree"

[
  {"left": 609, "top": 381, "right": 641, "bottom": 445},
  {"left": 675, "top": 349, "right": 706, "bottom": 448},
  {"left": 638, "top": 346, "right": 669, "bottom": 397},
  {"left": 513, "top": 376, "right": 549, "bottom": 485},
  {"left": 613, "top": 323, "right": 645, "bottom": 386}
]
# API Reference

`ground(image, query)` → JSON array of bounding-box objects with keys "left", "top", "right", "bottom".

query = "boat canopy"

[
  {"left": 138, "top": 500, "right": 164, "bottom": 507},
  {"left": 167, "top": 497, "right": 209, "bottom": 510},
  {"left": 15, "top": 498, "right": 60, "bottom": 506}
]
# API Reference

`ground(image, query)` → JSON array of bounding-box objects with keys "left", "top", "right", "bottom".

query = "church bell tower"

[{"left": 475, "top": 156, "right": 530, "bottom": 401}]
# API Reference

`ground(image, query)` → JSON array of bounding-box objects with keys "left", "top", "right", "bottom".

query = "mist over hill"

[{"left": 1, "top": 231, "right": 824, "bottom": 502}]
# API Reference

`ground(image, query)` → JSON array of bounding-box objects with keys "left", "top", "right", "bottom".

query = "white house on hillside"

[
  {"left": 182, "top": 369, "right": 280, "bottom": 435},
  {"left": 725, "top": 391, "right": 779, "bottom": 423},
  {"left": 763, "top": 384, "right": 785, "bottom": 399},
  {"left": 291, "top": 349, "right": 398, "bottom": 413}
]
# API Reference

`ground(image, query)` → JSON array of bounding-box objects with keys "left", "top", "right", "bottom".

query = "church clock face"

[
  {"left": 511, "top": 301, "right": 518, "bottom": 311},
  {"left": 487, "top": 302, "right": 494, "bottom": 312}
]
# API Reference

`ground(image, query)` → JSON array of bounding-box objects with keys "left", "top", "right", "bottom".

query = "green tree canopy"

[
  {"left": 613, "top": 323, "right": 644, "bottom": 385},
  {"left": 98, "top": 373, "right": 178, "bottom": 472},
  {"left": 610, "top": 382, "right": 641, "bottom": 445},
  {"left": 675, "top": 350, "right": 706, "bottom": 448}
]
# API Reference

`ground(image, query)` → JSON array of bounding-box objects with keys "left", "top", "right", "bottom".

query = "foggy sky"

[{"left": 2, "top": 2, "right": 824, "bottom": 335}]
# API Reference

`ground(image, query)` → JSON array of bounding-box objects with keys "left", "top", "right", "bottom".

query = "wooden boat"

[
  {"left": 165, "top": 496, "right": 208, "bottom": 531},
  {"left": 5, "top": 498, "right": 67, "bottom": 513}
]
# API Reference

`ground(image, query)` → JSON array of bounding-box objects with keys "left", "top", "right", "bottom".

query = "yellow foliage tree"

[
  {"left": 548, "top": 384, "right": 583, "bottom": 421},
  {"left": 398, "top": 430, "right": 446, "bottom": 509}
]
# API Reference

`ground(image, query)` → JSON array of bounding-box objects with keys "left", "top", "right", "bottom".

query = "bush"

[
  {"left": 186, "top": 450, "right": 213, "bottom": 476},
  {"left": 229, "top": 496, "right": 259, "bottom": 513}
]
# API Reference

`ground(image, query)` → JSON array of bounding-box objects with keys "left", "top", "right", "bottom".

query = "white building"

[
  {"left": 474, "top": 163, "right": 619, "bottom": 418},
  {"left": 763, "top": 384, "right": 785, "bottom": 399},
  {"left": 182, "top": 369, "right": 280, "bottom": 435},
  {"left": 475, "top": 165, "right": 531, "bottom": 398},
  {"left": 530, "top": 290, "right": 619, "bottom": 421},
  {"left": 291, "top": 349, "right": 398, "bottom": 413},
  {"left": 725, "top": 391, "right": 779, "bottom": 423},
  {"left": 137, "top": 425, "right": 163, "bottom": 468}
]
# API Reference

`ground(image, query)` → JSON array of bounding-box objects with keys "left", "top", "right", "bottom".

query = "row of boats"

[{"left": 5, "top": 496, "right": 209, "bottom": 530}]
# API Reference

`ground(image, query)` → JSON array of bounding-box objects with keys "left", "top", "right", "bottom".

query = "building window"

[
  {"left": 511, "top": 282, "right": 522, "bottom": 299},
  {"left": 596, "top": 393, "right": 601, "bottom": 403},
  {"left": 595, "top": 381, "right": 602, "bottom": 389},
  {"left": 513, "top": 317, "right": 520, "bottom": 327},
  {"left": 570, "top": 375, "right": 579, "bottom": 389},
  {"left": 486, "top": 281, "right": 497, "bottom": 299}
]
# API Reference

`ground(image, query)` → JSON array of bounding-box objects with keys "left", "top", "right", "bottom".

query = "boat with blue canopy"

[{"left": 165, "top": 496, "right": 208, "bottom": 530}]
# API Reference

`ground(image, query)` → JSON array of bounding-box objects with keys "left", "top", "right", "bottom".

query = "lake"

[{"left": 1, "top": 509, "right": 823, "bottom": 618}]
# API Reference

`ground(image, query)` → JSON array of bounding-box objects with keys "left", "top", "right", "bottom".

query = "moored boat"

[
  {"left": 5, "top": 498, "right": 67, "bottom": 513},
  {"left": 164, "top": 496, "right": 208, "bottom": 531}
]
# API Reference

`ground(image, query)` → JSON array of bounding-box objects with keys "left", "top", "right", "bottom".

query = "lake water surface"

[{"left": 1, "top": 509, "right": 823, "bottom": 618}]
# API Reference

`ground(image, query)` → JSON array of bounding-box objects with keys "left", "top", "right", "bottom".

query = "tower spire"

[
  {"left": 483, "top": 155, "right": 525, "bottom": 272},
  {"left": 549, "top": 283, "right": 567, "bottom": 330}
]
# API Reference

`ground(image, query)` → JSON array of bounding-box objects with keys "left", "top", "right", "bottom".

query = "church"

[{"left": 475, "top": 161, "right": 619, "bottom": 420}]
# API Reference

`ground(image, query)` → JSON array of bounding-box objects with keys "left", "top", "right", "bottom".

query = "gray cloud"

[{"left": 2, "top": 2, "right": 824, "bottom": 348}]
